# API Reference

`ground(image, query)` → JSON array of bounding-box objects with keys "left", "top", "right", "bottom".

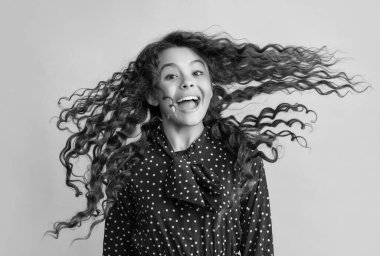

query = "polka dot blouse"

[{"left": 103, "top": 125, "right": 274, "bottom": 256}]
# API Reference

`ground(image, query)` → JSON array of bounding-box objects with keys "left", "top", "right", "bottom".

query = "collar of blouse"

[{"left": 150, "top": 124, "right": 225, "bottom": 211}]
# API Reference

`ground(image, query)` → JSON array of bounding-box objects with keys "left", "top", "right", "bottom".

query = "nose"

[{"left": 181, "top": 80, "right": 194, "bottom": 89}]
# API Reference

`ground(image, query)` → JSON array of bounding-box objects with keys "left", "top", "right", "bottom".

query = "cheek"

[
  {"left": 205, "top": 85, "right": 213, "bottom": 100},
  {"left": 157, "top": 82, "right": 176, "bottom": 97},
  {"left": 157, "top": 92, "right": 176, "bottom": 113}
]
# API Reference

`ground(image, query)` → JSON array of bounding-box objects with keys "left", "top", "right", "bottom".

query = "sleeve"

[
  {"left": 239, "top": 157, "right": 274, "bottom": 256},
  {"left": 103, "top": 186, "right": 137, "bottom": 256}
]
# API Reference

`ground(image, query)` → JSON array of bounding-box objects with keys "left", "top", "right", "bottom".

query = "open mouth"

[{"left": 176, "top": 96, "right": 200, "bottom": 111}]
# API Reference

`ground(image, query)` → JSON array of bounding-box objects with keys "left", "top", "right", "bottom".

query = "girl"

[{"left": 48, "top": 31, "right": 365, "bottom": 256}]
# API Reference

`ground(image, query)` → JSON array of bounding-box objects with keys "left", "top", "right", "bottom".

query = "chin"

[
  {"left": 162, "top": 106, "right": 208, "bottom": 128},
  {"left": 175, "top": 118, "right": 204, "bottom": 127},
  {"left": 168, "top": 113, "right": 205, "bottom": 128}
]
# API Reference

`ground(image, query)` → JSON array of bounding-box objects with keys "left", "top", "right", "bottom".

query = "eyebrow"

[{"left": 159, "top": 59, "right": 206, "bottom": 73}]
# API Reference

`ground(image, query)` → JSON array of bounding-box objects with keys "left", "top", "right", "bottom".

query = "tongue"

[{"left": 177, "top": 100, "right": 197, "bottom": 110}]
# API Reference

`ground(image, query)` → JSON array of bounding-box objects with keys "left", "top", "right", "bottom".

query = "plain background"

[{"left": 1, "top": 0, "right": 379, "bottom": 255}]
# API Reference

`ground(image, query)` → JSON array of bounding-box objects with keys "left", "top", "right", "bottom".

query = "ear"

[{"left": 146, "top": 92, "right": 159, "bottom": 106}]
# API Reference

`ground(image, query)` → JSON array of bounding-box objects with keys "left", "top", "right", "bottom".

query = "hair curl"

[{"left": 46, "top": 30, "right": 368, "bottom": 240}]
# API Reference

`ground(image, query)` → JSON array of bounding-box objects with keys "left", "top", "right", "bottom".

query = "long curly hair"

[{"left": 47, "top": 30, "right": 367, "bottom": 240}]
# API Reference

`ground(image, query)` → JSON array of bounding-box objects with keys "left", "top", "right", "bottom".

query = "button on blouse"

[{"left": 103, "top": 125, "right": 274, "bottom": 256}]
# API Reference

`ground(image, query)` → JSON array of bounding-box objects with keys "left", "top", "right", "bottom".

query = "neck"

[{"left": 161, "top": 122, "right": 204, "bottom": 152}]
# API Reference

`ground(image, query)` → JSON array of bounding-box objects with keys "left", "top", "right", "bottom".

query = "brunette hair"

[{"left": 47, "top": 30, "right": 368, "bottom": 240}]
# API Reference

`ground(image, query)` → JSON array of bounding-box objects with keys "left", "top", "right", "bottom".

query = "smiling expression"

[{"left": 150, "top": 47, "right": 213, "bottom": 129}]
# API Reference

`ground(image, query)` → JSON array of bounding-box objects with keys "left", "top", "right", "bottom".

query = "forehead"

[{"left": 158, "top": 47, "right": 204, "bottom": 68}]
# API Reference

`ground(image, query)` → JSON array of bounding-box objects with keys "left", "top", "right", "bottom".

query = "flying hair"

[{"left": 46, "top": 30, "right": 369, "bottom": 241}]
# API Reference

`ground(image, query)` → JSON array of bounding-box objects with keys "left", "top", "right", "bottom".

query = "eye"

[
  {"left": 193, "top": 70, "right": 204, "bottom": 76},
  {"left": 164, "top": 74, "right": 177, "bottom": 80}
]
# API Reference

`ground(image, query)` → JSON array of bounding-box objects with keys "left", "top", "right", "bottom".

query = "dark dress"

[{"left": 103, "top": 125, "right": 274, "bottom": 256}]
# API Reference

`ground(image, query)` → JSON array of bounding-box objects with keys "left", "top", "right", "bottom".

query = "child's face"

[{"left": 150, "top": 47, "right": 213, "bottom": 129}]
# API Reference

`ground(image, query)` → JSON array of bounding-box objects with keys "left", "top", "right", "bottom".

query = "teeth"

[{"left": 177, "top": 96, "right": 199, "bottom": 103}]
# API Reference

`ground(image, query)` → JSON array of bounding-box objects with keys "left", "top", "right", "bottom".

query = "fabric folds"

[{"left": 154, "top": 126, "right": 225, "bottom": 211}]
